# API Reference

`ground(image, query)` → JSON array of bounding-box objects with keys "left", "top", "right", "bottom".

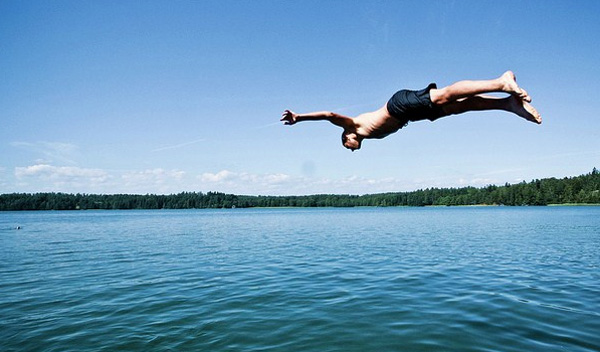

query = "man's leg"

[
  {"left": 430, "top": 71, "right": 530, "bottom": 105},
  {"left": 440, "top": 94, "right": 542, "bottom": 124}
]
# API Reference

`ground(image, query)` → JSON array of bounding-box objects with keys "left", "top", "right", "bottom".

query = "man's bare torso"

[{"left": 354, "top": 105, "right": 404, "bottom": 140}]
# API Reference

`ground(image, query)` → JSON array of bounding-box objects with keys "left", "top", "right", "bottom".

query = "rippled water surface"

[{"left": 1, "top": 207, "right": 599, "bottom": 351}]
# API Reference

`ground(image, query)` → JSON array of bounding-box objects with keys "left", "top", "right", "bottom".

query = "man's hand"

[{"left": 280, "top": 109, "right": 298, "bottom": 125}]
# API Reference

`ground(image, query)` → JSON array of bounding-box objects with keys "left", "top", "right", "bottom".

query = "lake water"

[{"left": 1, "top": 207, "right": 599, "bottom": 351}]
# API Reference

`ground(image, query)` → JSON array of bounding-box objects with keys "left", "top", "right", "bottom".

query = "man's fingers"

[{"left": 280, "top": 110, "right": 294, "bottom": 125}]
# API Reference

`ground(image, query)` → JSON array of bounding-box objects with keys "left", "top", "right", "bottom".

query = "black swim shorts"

[{"left": 386, "top": 83, "right": 447, "bottom": 125}]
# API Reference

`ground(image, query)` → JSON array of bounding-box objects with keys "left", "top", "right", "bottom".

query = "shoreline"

[{"left": 2, "top": 203, "right": 600, "bottom": 212}]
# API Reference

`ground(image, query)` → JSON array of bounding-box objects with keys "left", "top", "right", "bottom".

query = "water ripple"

[{"left": 1, "top": 207, "right": 599, "bottom": 351}]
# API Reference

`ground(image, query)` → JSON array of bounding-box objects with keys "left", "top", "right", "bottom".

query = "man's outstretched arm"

[{"left": 281, "top": 110, "right": 353, "bottom": 129}]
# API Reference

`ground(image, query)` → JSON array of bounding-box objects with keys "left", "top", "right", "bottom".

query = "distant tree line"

[{"left": 1, "top": 168, "right": 599, "bottom": 211}]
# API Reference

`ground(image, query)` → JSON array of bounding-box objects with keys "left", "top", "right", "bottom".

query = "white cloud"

[
  {"left": 121, "top": 169, "right": 186, "bottom": 194},
  {"left": 15, "top": 164, "right": 109, "bottom": 181},
  {"left": 200, "top": 170, "right": 235, "bottom": 182},
  {"left": 7, "top": 164, "right": 510, "bottom": 196},
  {"left": 196, "top": 170, "right": 415, "bottom": 195},
  {"left": 198, "top": 170, "right": 299, "bottom": 195},
  {"left": 14, "top": 164, "right": 111, "bottom": 192},
  {"left": 12, "top": 165, "right": 189, "bottom": 194},
  {"left": 0, "top": 166, "right": 8, "bottom": 190}
]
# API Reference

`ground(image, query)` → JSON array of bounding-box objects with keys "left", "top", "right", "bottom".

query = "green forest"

[{"left": 1, "top": 168, "right": 599, "bottom": 211}]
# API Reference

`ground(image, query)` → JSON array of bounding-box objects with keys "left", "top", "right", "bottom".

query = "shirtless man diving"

[{"left": 281, "top": 71, "right": 541, "bottom": 151}]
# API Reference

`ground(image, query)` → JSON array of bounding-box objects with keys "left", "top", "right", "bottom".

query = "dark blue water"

[{"left": 1, "top": 207, "right": 599, "bottom": 351}]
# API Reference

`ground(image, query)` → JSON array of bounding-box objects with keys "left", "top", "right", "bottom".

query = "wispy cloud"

[
  {"left": 534, "top": 150, "right": 600, "bottom": 161},
  {"left": 472, "top": 167, "right": 527, "bottom": 177},
  {"left": 252, "top": 122, "right": 282, "bottom": 130},
  {"left": 11, "top": 141, "right": 80, "bottom": 165},
  {"left": 151, "top": 139, "right": 206, "bottom": 152}
]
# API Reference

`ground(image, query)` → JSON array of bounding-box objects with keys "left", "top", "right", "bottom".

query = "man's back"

[{"left": 354, "top": 106, "right": 405, "bottom": 140}]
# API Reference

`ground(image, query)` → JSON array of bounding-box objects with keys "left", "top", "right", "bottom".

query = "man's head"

[{"left": 342, "top": 131, "right": 362, "bottom": 151}]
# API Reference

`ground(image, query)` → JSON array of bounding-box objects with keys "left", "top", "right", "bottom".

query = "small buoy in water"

[{"left": 15, "top": 226, "right": 21, "bottom": 230}]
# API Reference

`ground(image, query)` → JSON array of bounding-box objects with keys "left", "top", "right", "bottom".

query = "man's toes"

[{"left": 520, "top": 88, "right": 532, "bottom": 102}]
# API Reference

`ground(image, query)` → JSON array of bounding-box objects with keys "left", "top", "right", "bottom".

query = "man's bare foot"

[
  {"left": 509, "top": 95, "right": 542, "bottom": 124},
  {"left": 520, "top": 88, "right": 531, "bottom": 102},
  {"left": 500, "top": 71, "right": 531, "bottom": 102}
]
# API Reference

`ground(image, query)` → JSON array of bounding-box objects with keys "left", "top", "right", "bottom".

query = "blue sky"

[{"left": 1, "top": 1, "right": 599, "bottom": 195}]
